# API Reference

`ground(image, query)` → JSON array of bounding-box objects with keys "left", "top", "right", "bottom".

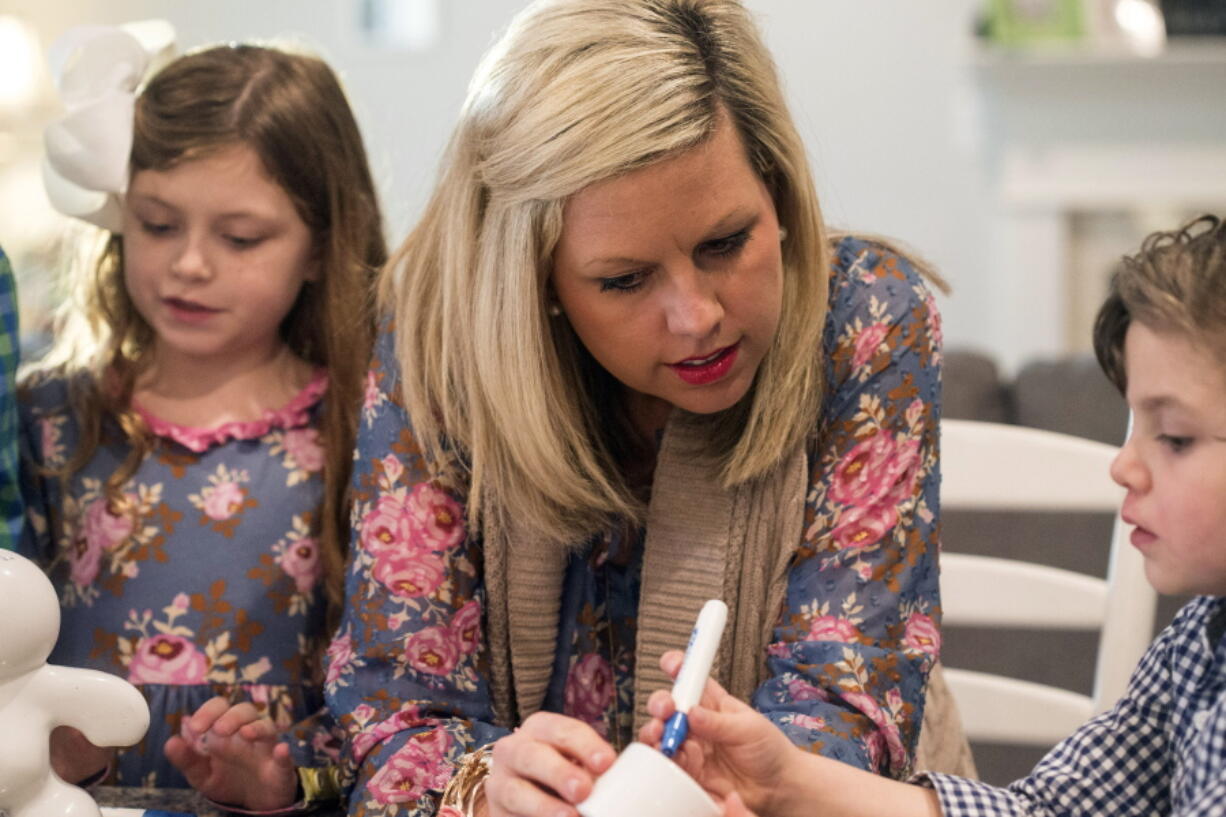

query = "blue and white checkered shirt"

[{"left": 923, "top": 595, "right": 1226, "bottom": 816}]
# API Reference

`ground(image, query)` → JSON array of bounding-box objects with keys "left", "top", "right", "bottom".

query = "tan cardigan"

[{"left": 481, "top": 412, "right": 975, "bottom": 777}]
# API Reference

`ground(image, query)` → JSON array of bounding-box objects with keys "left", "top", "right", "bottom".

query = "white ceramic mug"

[{"left": 576, "top": 742, "right": 721, "bottom": 817}]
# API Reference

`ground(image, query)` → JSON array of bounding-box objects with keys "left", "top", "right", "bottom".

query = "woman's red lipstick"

[{"left": 669, "top": 342, "right": 739, "bottom": 386}]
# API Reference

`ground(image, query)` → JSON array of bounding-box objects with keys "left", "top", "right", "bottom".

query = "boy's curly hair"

[{"left": 1094, "top": 214, "right": 1226, "bottom": 393}]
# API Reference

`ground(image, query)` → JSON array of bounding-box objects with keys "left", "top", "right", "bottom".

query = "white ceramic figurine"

[{"left": 0, "top": 550, "right": 150, "bottom": 817}]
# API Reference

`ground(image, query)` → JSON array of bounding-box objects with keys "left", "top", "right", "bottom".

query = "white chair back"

[{"left": 939, "top": 419, "right": 1155, "bottom": 746}]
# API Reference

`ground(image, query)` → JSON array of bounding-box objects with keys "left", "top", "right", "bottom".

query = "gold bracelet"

[
  {"left": 298, "top": 765, "right": 344, "bottom": 806},
  {"left": 439, "top": 746, "right": 493, "bottom": 816}
]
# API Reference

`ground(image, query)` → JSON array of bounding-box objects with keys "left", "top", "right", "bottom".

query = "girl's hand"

[
  {"left": 163, "top": 697, "right": 296, "bottom": 811},
  {"left": 50, "top": 726, "right": 115, "bottom": 784},
  {"left": 483, "top": 711, "right": 616, "bottom": 817},
  {"left": 637, "top": 651, "right": 798, "bottom": 817}
]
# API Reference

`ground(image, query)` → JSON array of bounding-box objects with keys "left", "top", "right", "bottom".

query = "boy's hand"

[
  {"left": 638, "top": 650, "right": 798, "bottom": 817},
  {"left": 50, "top": 726, "right": 115, "bottom": 785},
  {"left": 722, "top": 791, "right": 762, "bottom": 817},
  {"left": 164, "top": 697, "right": 296, "bottom": 810}
]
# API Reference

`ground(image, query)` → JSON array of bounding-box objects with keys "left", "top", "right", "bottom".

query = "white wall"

[
  {"left": 16, "top": 0, "right": 1198, "bottom": 368},
  {"left": 749, "top": 1, "right": 991, "bottom": 355}
]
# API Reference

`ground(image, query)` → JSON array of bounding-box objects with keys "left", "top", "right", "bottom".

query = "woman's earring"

[
  {"left": 778, "top": 226, "right": 789, "bottom": 242},
  {"left": 547, "top": 303, "right": 563, "bottom": 317}
]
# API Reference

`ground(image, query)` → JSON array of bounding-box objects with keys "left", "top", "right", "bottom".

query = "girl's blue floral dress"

[
  {"left": 18, "top": 372, "right": 333, "bottom": 788},
  {"left": 321, "top": 237, "right": 945, "bottom": 817}
]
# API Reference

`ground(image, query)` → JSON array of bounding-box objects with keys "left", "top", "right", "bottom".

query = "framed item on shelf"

[
  {"left": 987, "top": 0, "right": 1087, "bottom": 45},
  {"left": 1160, "top": 0, "right": 1226, "bottom": 36}
]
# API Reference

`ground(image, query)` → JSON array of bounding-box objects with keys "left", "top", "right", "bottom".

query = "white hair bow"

[{"left": 42, "top": 20, "right": 176, "bottom": 233}]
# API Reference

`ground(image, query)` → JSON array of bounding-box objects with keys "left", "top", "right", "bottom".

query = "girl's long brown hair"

[{"left": 31, "top": 44, "right": 386, "bottom": 628}]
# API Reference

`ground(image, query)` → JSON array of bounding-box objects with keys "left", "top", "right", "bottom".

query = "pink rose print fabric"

[
  {"left": 279, "top": 532, "right": 324, "bottom": 595},
  {"left": 17, "top": 371, "right": 334, "bottom": 787},
  {"left": 326, "top": 238, "right": 943, "bottom": 816},
  {"left": 564, "top": 653, "right": 615, "bottom": 737},
  {"left": 283, "top": 428, "right": 325, "bottom": 473},
  {"left": 366, "top": 728, "right": 455, "bottom": 805},
  {"left": 404, "top": 625, "right": 462, "bottom": 677},
  {"left": 127, "top": 633, "right": 211, "bottom": 684}
]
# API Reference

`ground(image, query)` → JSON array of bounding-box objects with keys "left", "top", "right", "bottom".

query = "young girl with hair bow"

[{"left": 20, "top": 22, "right": 386, "bottom": 793}]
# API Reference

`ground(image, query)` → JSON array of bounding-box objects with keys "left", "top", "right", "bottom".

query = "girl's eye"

[
  {"left": 599, "top": 270, "right": 646, "bottom": 293},
  {"left": 140, "top": 221, "right": 174, "bottom": 236},
  {"left": 1157, "top": 434, "right": 1194, "bottom": 453},
  {"left": 700, "top": 228, "right": 751, "bottom": 258},
  {"left": 224, "top": 235, "right": 263, "bottom": 250}
]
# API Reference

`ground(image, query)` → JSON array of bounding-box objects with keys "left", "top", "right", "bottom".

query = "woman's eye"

[
  {"left": 1157, "top": 434, "right": 1194, "bottom": 453},
  {"left": 599, "top": 271, "right": 646, "bottom": 293},
  {"left": 701, "top": 229, "right": 750, "bottom": 258}
]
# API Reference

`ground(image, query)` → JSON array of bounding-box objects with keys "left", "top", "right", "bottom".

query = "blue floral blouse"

[
  {"left": 18, "top": 372, "right": 333, "bottom": 787},
  {"left": 324, "top": 237, "right": 944, "bottom": 816}
]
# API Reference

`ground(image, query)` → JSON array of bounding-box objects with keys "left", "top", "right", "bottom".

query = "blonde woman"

[{"left": 185, "top": 1, "right": 948, "bottom": 814}]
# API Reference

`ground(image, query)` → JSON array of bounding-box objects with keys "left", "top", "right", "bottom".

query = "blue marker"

[{"left": 660, "top": 599, "right": 728, "bottom": 758}]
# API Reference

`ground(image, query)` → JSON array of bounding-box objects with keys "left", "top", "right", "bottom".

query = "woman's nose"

[{"left": 664, "top": 268, "right": 723, "bottom": 339}]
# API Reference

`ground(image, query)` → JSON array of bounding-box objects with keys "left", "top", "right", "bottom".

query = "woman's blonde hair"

[
  {"left": 383, "top": 0, "right": 828, "bottom": 544},
  {"left": 1094, "top": 214, "right": 1226, "bottom": 392},
  {"left": 30, "top": 43, "right": 386, "bottom": 618}
]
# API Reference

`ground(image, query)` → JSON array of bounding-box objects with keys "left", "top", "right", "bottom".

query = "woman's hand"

[
  {"left": 637, "top": 651, "right": 799, "bottom": 817},
  {"left": 164, "top": 697, "right": 297, "bottom": 811},
  {"left": 483, "top": 711, "right": 616, "bottom": 817},
  {"left": 50, "top": 726, "right": 115, "bottom": 785}
]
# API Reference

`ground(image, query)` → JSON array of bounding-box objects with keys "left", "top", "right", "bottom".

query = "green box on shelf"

[{"left": 987, "top": 0, "right": 1087, "bottom": 45}]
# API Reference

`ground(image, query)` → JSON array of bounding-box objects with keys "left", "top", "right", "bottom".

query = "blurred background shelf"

[{"left": 973, "top": 36, "right": 1226, "bottom": 67}]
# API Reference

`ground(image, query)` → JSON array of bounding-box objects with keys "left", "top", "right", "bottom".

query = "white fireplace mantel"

[{"left": 974, "top": 41, "right": 1226, "bottom": 374}]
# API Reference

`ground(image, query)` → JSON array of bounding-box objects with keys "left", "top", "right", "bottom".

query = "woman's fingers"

[
  {"left": 493, "top": 733, "right": 591, "bottom": 805},
  {"left": 516, "top": 712, "right": 615, "bottom": 773},
  {"left": 487, "top": 714, "right": 617, "bottom": 817},
  {"left": 487, "top": 771, "right": 577, "bottom": 817}
]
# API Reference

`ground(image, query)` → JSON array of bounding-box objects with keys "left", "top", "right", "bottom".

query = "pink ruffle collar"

[{"left": 136, "top": 371, "right": 328, "bottom": 454}]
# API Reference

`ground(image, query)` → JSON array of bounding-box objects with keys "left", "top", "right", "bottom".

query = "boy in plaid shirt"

[{"left": 639, "top": 216, "right": 1226, "bottom": 817}]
